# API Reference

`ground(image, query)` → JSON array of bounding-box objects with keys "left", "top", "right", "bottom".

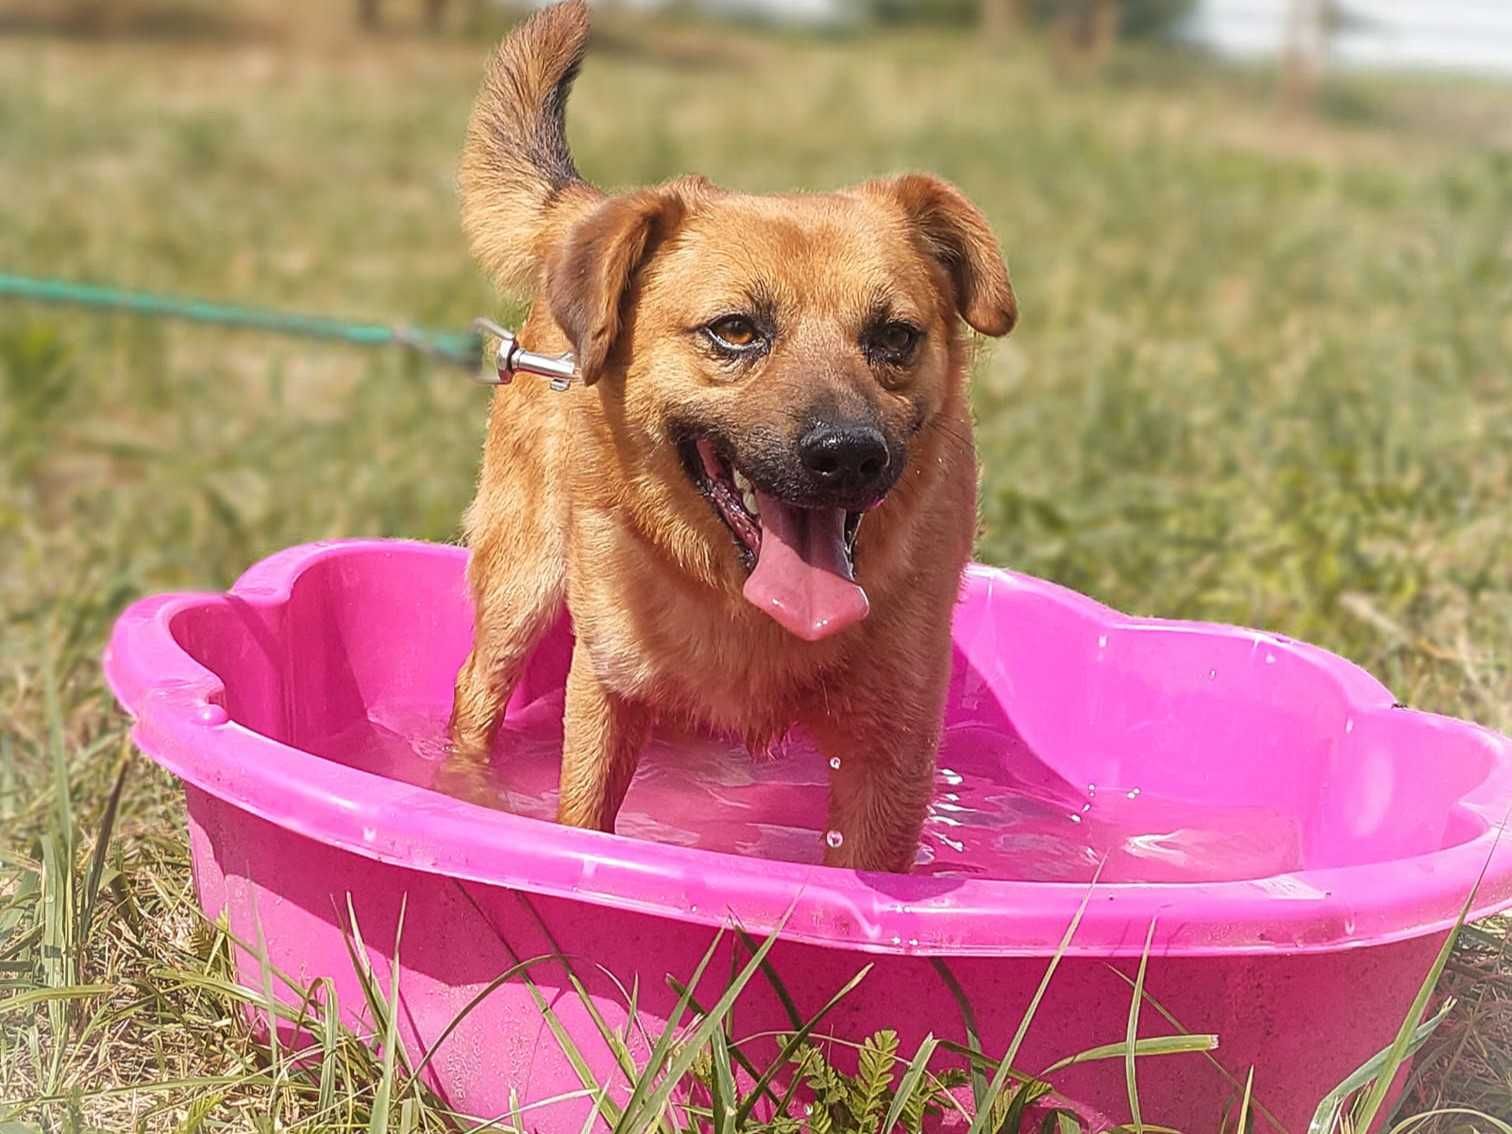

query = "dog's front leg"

[
  {"left": 557, "top": 645, "right": 649, "bottom": 832},
  {"left": 819, "top": 740, "right": 937, "bottom": 873},
  {"left": 808, "top": 685, "right": 946, "bottom": 874},
  {"left": 452, "top": 565, "right": 563, "bottom": 758}
]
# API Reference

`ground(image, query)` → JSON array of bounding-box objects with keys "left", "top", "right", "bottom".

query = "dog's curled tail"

[{"left": 460, "top": 0, "right": 599, "bottom": 294}]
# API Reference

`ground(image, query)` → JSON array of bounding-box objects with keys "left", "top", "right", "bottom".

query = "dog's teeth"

[
  {"left": 742, "top": 490, "right": 759, "bottom": 516},
  {"left": 733, "top": 469, "right": 751, "bottom": 493}
]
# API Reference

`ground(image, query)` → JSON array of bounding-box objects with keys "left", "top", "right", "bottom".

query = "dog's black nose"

[{"left": 799, "top": 424, "right": 891, "bottom": 500}]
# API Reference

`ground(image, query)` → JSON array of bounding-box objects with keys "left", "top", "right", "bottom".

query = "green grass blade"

[
  {"left": 339, "top": 895, "right": 415, "bottom": 1080},
  {"left": 506, "top": 893, "right": 656, "bottom": 1131},
  {"left": 149, "top": 966, "right": 342, "bottom": 1032},
  {"left": 18, "top": 1072, "right": 272, "bottom": 1106},
  {"left": 1039, "top": 1034, "right": 1219, "bottom": 1075},
  {"left": 615, "top": 927, "right": 727, "bottom": 1134},
  {"left": 592, "top": 963, "right": 654, "bottom": 1056},
  {"left": 569, "top": 971, "right": 641, "bottom": 1082},
  {"left": 1337, "top": 859, "right": 1490, "bottom": 1134},
  {"left": 732, "top": 962, "right": 873, "bottom": 1125},
  {"left": 1387, "top": 1108, "right": 1512, "bottom": 1134},
  {"left": 43, "top": 647, "right": 73, "bottom": 850},
  {"left": 510, "top": 1087, "right": 525, "bottom": 1134},
  {"left": 408, "top": 957, "right": 554, "bottom": 1083},
  {"left": 620, "top": 920, "right": 787, "bottom": 1134},
  {"left": 368, "top": 894, "right": 407, "bottom": 1134},
  {"left": 709, "top": 1026, "right": 737, "bottom": 1134},
  {"left": 1103, "top": 966, "right": 1287, "bottom": 1134},
  {"left": 667, "top": 976, "right": 783, "bottom": 1113},
  {"left": 39, "top": 647, "right": 76, "bottom": 1091},
  {"left": 77, "top": 741, "right": 129, "bottom": 958},
  {"left": 929, "top": 957, "right": 988, "bottom": 1111},
  {"left": 1305, "top": 999, "right": 1454, "bottom": 1134},
  {"left": 452, "top": 887, "right": 623, "bottom": 1130},
  {"left": 880, "top": 1033, "right": 938, "bottom": 1134},
  {"left": 735, "top": 925, "right": 803, "bottom": 1031},
  {"left": 0, "top": 984, "right": 112, "bottom": 1015},
  {"left": 581, "top": 1081, "right": 617, "bottom": 1134},
  {"left": 317, "top": 978, "right": 340, "bottom": 1119},
  {"left": 341, "top": 894, "right": 387, "bottom": 1035},
  {"left": 1001, "top": 1079, "right": 1053, "bottom": 1134},
  {"left": 965, "top": 877, "right": 1098, "bottom": 1134},
  {"left": 1125, "top": 920, "right": 1157, "bottom": 1134},
  {"left": 1235, "top": 1068, "right": 1254, "bottom": 1134},
  {"left": 625, "top": 974, "right": 641, "bottom": 1048},
  {"left": 529, "top": 974, "right": 625, "bottom": 1128}
]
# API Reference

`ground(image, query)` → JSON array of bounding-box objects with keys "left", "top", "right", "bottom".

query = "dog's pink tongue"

[{"left": 743, "top": 491, "right": 869, "bottom": 641}]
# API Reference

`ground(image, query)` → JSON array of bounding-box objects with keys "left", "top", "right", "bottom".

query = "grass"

[{"left": 1, "top": 2, "right": 1510, "bottom": 1130}]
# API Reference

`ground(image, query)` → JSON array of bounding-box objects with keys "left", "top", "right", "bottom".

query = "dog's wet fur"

[{"left": 450, "top": 0, "right": 1016, "bottom": 872}]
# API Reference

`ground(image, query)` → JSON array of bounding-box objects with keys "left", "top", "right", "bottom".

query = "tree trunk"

[
  {"left": 1282, "top": 0, "right": 1326, "bottom": 111},
  {"left": 1087, "top": 0, "right": 1118, "bottom": 67},
  {"left": 982, "top": 0, "right": 1023, "bottom": 46},
  {"left": 1053, "top": 0, "right": 1120, "bottom": 73}
]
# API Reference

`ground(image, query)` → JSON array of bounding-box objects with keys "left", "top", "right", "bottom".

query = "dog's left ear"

[
  {"left": 871, "top": 173, "right": 1017, "bottom": 337},
  {"left": 547, "top": 177, "right": 708, "bottom": 384}
]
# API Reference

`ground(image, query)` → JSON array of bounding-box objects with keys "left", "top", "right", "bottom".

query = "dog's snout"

[{"left": 799, "top": 424, "right": 890, "bottom": 499}]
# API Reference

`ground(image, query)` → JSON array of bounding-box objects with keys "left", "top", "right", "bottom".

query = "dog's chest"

[{"left": 587, "top": 611, "right": 833, "bottom": 734}]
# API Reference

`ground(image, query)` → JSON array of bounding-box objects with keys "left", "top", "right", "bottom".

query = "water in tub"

[{"left": 309, "top": 692, "right": 1302, "bottom": 884}]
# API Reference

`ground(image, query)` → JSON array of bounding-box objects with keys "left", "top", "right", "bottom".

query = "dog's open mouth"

[{"left": 687, "top": 437, "right": 869, "bottom": 642}]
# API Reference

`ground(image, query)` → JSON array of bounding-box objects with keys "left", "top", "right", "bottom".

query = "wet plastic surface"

[{"left": 105, "top": 539, "right": 1512, "bottom": 1130}]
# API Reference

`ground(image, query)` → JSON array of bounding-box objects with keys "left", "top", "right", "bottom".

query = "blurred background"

[{"left": 1, "top": 0, "right": 1509, "bottom": 1127}]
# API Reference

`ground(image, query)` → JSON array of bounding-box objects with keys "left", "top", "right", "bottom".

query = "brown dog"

[{"left": 450, "top": 0, "right": 1015, "bottom": 872}]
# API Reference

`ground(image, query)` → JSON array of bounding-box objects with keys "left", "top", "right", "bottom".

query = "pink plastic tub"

[{"left": 104, "top": 539, "right": 1512, "bottom": 1132}]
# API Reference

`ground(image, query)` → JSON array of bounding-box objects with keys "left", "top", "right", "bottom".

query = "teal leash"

[{"left": 0, "top": 272, "right": 483, "bottom": 369}]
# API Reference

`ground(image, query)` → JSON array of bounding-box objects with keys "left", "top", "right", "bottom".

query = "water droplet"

[
  {"left": 1265, "top": 653, "right": 1277, "bottom": 665},
  {"left": 194, "top": 704, "right": 228, "bottom": 726},
  {"left": 1087, "top": 783, "right": 1097, "bottom": 796},
  {"left": 825, "top": 829, "right": 844, "bottom": 849},
  {"left": 890, "top": 935, "right": 902, "bottom": 946},
  {"left": 1345, "top": 718, "right": 1355, "bottom": 734},
  {"left": 1068, "top": 813, "right": 1083, "bottom": 824},
  {"left": 1097, "top": 634, "right": 1108, "bottom": 649},
  {"left": 829, "top": 756, "right": 842, "bottom": 771},
  {"left": 1126, "top": 787, "right": 1142, "bottom": 799},
  {"left": 1207, "top": 668, "right": 1217, "bottom": 680},
  {"left": 1081, "top": 802, "right": 1092, "bottom": 813},
  {"left": 908, "top": 938, "right": 919, "bottom": 948},
  {"left": 361, "top": 827, "right": 377, "bottom": 842}
]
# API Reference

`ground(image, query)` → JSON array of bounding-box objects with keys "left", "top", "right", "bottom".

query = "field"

[{"left": 1, "top": 2, "right": 1509, "bottom": 1130}]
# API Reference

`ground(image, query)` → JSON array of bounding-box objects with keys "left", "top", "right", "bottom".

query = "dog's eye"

[
  {"left": 705, "top": 316, "right": 762, "bottom": 352},
  {"left": 869, "top": 322, "right": 921, "bottom": 361}
]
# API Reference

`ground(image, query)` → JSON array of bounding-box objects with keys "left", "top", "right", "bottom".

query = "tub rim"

[{"left": 103, "top": 538, "right": 1512, "bottom": 959}]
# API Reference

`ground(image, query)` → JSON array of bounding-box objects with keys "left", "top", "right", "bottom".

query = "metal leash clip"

[{"left": 471, "top": 317, "right": 580, "bottom": 391}]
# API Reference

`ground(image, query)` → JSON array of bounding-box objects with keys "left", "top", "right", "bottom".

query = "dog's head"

[{"left": 545, "top": 174, "right": 1015, "bottom": 642}]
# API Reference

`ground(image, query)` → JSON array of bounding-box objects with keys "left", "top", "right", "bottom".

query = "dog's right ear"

[{"left": 547, "top": 178, "right": 707, "bottom": 385}]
